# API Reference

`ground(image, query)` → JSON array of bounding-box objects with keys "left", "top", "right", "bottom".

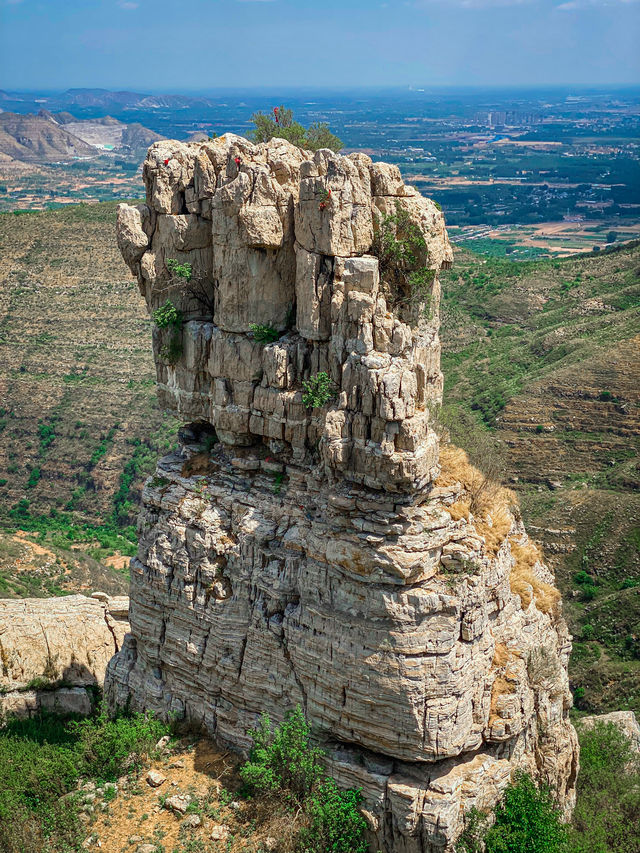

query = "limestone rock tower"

[{"left": 107, "top": 135, "right": 578, "bottom": 852}]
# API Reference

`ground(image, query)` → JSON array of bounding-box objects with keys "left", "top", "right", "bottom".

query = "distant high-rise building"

[{"left": 474, "top": 110, "right": 542, "bottom": 128}]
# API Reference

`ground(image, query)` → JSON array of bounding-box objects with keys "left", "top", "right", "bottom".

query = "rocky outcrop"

[
  {"left": 0, "top": 593, "right": 129, "bottom": 718},
  {"left": 580, "top": 711, "right": 640, "bottom": 754},
  {"left": 108, "top": 135, "right": 578, "bottom": 852}
]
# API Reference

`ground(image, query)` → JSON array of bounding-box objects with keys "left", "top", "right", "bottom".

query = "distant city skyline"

[{"left": 1, "top": 0, "right": 639, "bottom": 90}]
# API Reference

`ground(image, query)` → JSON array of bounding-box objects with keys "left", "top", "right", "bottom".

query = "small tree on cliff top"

[{"left": 250, "top": 105, "right": 343, "bottom": 153}]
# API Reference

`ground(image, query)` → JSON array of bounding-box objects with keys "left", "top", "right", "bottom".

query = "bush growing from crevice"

[
  {"left": 302, "top": 372, "right": 335, "bottom": 410},
  {"left": 372, "top": 201, "right": 434, "bottom": 309},
  {"left": 153, "top": 299, "right": 183, "bottom": 365},
  {"left": 249, "top": 323, "right": 280, "bottom": 344},
  {"left": 166, "top": 258, "right": 193, "bottom": 282},
  {"left": 166, "top": 258, "right": 216, "bottom": 316},
  {"left": 152, "top": 299, "right": 182, "bottom": 331}
]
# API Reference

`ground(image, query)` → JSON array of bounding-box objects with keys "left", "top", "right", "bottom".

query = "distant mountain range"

[
  {"left": 0, "top": 109, "right": 163, "bottom": 164},
  {"left": 0, "top": 87, "right": 219, "bottom": 113}
]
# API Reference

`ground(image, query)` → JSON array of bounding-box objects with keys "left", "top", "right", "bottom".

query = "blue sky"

[{"left": 1, "top": 0, "right": 638, "bottom": 90}]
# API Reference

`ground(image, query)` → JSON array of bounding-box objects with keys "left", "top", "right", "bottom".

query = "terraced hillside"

[
  {"left": 440, "top": 243, "right": 640, "bottom": 715},
  {"left": 0, "top": 203, "right": 178, "bottom": 595}
]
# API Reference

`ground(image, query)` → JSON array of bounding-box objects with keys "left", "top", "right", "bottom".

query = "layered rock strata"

[{"left": 108, "top": 135, "right": 578, "bottom": 852}]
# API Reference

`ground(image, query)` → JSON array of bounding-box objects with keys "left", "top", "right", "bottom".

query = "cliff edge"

[{"left": 107, "top": 135, "right": 578, "bottom": 852}]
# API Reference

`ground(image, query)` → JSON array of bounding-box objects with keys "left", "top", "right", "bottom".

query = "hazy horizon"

[
  {"left": 4, "top": 84, "right": 640, "bottom": 95},
  {"left": 1, "top": 0, "right": 639, "bottom": 91}
]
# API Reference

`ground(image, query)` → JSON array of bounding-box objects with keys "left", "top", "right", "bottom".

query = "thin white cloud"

[
  {"left": 412, "top": 0, "right": 533, "bottom": 7},
  {"left": 556, "top": 0, "right": 639, "bottom": 9},
  {"left": 414, "top": 0, "right": 638, "bottom": 5},
  {"left": 118, "top": 1, "right": 139, "bottom": 8}
]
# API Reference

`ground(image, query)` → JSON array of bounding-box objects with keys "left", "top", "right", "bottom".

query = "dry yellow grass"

[
  {"left": 438, "top": 443, "right": 560, "bottom": 615},
  {"left": 437, "top": 443, "right": 516, "bottom": 556},
  {"left": 447, "top": 500, "right": 470, "bottom": 522},
  {"left": 489, "top": 644, "right": 523, "bottom": 726},
  {"left": 489, "top": 674, "right": 517, "bottom": 727},
  {"left": 509, "top": 539, "right": 561, "bottom": 615}
]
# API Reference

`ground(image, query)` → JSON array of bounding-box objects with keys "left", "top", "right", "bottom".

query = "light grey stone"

[{"left": 109, "top": 137, "right": 578, "bottom": 853}]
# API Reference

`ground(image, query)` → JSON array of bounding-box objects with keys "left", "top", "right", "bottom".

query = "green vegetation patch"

[
  {"left": 457, "top": 721, "right": 640, "bottom": 853},
  {"left": 251, "top": 105, "right": 343, "bottom": 153},
  {"left": 240, "top": 706, "right": 368, "bottom": 853},
  {"left": 302, "top": 372, "right": 335, "bottom": 409},
  {"left": 0, "top": 707, "right": 170, "bottom": 853}
]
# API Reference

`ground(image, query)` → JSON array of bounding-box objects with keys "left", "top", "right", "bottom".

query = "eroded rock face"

[
  {"left": 0, "top": 594, "right": 129, "bottom": 718},
  {"left": 108, "top": 137, "right": 577, "bottom": 852}
]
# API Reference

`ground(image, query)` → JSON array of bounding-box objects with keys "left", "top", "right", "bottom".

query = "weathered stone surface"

[
  {"left": 116, "top": 203, "right": 153, "bottom": 276},
  {"left": 0, "top": 686, "right": 94, "bottom": 719},
  {"left": 0, "top": 594, "right": 129, "bottom": 719},
  {"left": 0, "top": 594, "right": 129, "bottom": 691},
  {"left": 163, "top": 794, "right": 191, "bottom": 815},
  {"left": 580, "top": 710, "right": 640, "bottom": 753},
  {"left": 146, "top": 769, "right": 166, "bottom": 788},
  {"left": 109, "top": 138, "right": 577, "bottom": 852}
]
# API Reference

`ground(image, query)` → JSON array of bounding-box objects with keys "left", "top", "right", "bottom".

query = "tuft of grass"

[{"left": 510, "top": 539, "right": 561, "bottom": 615}]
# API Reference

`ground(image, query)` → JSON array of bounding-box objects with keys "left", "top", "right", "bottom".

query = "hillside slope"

[
  {"left": 440, "top": 243, "right": 640, "bottom": 714},
  {"left": 0, "top": 111, "right": 163, "bottom": 164},
  {"left": 0, "top": 112, "right": 96, "bottom": 163},
  {"left": 0, "top": 203, "right": 177, "bottom": 593}
]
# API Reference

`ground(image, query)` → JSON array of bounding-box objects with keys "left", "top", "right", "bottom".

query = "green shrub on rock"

[
  {"left": 371, "top": 202, "right": 433, "bottom": 308},
  {"left": 240, "top": 706, "right": 368, "bottom": 853},
  {"left": 152, "top": 299, "right": 183, "bottom": 364},
  {"left": 166, "top": 258, "right": 193, "bottom": 282},
  {"left": 251, "top": 105, "right": 343, "bottom": 153},
  {"left": 302, "top": 372, "right": 335, "bottom": 410},
  {"left": 152, "top": 299, "right": 182, "bottom": 330},
  {"left": 249, "top": 323, "right": 280, "bottom": 344},
  {"left": 240, "top": 706, "right": 323, "bottom": 801},
  {"left": 299, "top": 778, "right": 368, "bottom": 853}
]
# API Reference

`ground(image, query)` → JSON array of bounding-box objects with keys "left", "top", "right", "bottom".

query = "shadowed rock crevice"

[{"left": 107, "top": 135, "right": 577, "bottom": 852}]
